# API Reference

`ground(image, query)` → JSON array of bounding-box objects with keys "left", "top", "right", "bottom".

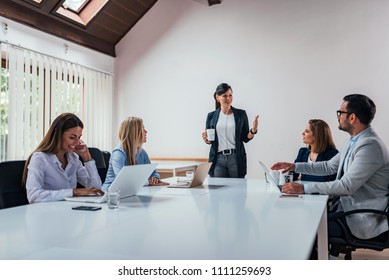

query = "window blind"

[{"left": 0, "top": 42, "right": 113, "bottom": 161}]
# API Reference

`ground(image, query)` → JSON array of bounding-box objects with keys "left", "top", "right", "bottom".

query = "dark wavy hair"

[
  {"left": 214, "top": 83, "right": 232, "bottom": 109},
  {"left": 343, "top": 94, "right": 376, "bottom": 126}
]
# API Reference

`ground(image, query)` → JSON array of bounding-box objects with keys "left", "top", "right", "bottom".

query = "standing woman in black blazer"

[{"left": 202, "top": 83, "right": 259, "bottom": 178}]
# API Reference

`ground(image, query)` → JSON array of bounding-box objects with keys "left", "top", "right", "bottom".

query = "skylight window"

[
  {"left": 62, "top": 0, "right": 91, "bottom": 14},
  {"left": 56, "top": 0, "right": 109, "bottom": 27}
]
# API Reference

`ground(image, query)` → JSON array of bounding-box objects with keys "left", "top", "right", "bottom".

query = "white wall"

[
  {"left": 115, "top": 0, "right": 389, "bottom": 178},
  {"left": 0, "top": 16, "right": 114, "bottom": 74}
]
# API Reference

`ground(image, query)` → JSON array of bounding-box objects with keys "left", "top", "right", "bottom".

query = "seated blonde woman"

[{"left": 102, "top": 116, "right": 168, "bottom": 191}]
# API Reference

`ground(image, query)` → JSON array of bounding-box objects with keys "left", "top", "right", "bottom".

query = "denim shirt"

[{"left": 102, "top": 146, "right": 159, "bottom": 191}]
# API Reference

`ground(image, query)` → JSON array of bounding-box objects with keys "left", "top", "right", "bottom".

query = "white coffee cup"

[
  {"left": 283, "top": 172, "right": 293, "bottom": 183},
  {"left": 269, "top": 170, "right": 280, "bottom": 185},
  {"left": 206, "top": 129, "right": 215, "bottom": 141},
  {"left": 186, "top": 170, "right": 194, "bottom": 182}
]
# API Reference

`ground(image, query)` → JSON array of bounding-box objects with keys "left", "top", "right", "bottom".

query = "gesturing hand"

[
  {"left": 252, "top": 115, "right": 259, "bottom": 132},
  {"left": 271, "top": 162, "right": 295, "bottom": 173}
]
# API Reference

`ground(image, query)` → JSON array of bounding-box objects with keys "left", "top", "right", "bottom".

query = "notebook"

[
  {"left": 258, "top": 160, "right": 282, "bottom": 192},
  {"left": 168, "top": 162, "right": 212, "bottom": 188},
  {"left": 64, "top": 163, "right": 158, "bottom": 203}
]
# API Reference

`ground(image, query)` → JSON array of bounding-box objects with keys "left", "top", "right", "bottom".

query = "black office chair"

[
  {"left": 0, "top": 160, "right": 29, "bottom": 209},
  {"left": 88, "top": 147, "right": 106, "bottom": 168},
  {"left": 329, "top": 205, "right": 389, "bottom": 259},
  {"left": 101, "top": 150, "right": 111, "bottom": 169},
  {"left": 88, "top": 147, "right": 108, "bottom": 183}
]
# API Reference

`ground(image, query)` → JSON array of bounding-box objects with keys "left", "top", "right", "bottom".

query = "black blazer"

[
  {"left": 205, "top": 107, "right": 252, "bottom": 178},
  {"left": 293, "top": 147, "right": 338, "bottom": 181}
]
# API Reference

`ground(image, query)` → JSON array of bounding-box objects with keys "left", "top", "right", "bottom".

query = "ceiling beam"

[
  {"left": 40, "top": 0, "right": 62, "bottom": 13},
  {"left": 0, "top": 1, "right": 115, "bottom": 56}
]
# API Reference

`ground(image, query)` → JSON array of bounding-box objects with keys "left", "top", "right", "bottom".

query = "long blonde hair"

[{"left": 118, "top": 116, "right": 144, "bottom": 165}]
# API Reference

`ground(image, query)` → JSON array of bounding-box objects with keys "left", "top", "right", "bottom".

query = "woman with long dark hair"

[
  {"left": 23, "top": 113, "right": 103, "bottom": 203},
  {"left": 202, "top": 83, "right": 259, "bottom": 178}
]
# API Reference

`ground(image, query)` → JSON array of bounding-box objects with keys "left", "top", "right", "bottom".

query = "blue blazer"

[
  {"left": 206, "top": 107, "right": 252, "bottom": 178},
  {"left": 293, "top": 147, "right": 338, "bottom": 181}
]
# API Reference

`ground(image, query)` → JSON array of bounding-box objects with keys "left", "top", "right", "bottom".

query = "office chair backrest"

[
  {"left": 101, "top": 150, "right": 111, "bottom": 169},
  {"left": 0, "top": 160, "right": 29, "bottom": 209},
  {"left": 88, "top": 147, "right": 108, "bottom": 183},
  {"left": 88, "top": 147, "right": 106, "bottom": 169}
]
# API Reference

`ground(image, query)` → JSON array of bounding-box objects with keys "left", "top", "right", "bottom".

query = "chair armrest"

[
  {"left": 330, "top": 208, "right": 389, "bottom": 248},
  {"left": 330, "top": 208, "right": 389, "bottom": 219}
]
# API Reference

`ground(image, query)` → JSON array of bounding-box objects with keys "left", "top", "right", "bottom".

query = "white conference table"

[
  {"left": 152, "top": 160, "right": 200, "bottom": 177},
  {"left": 0, "top": 178, "right": 328, "bottom": 260}
]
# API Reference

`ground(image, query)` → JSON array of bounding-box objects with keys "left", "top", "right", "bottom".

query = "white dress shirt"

[
  {"left": 216, "top": 112, "right": 236, "bottom": 152},
  {"left": 26, "top": 151, "right": 102, "bottom": 203}
]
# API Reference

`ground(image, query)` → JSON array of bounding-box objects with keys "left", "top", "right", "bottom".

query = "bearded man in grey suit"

[{"left": 272, "top": 94, "right": 389, "bottom": 241}]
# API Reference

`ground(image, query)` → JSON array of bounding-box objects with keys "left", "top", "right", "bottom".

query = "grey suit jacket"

[{"left": 295, "top": 127, "right": 389, "bottom": 239}]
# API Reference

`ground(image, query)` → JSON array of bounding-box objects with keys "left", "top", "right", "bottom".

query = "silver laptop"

[
  {"left": 168, "top": 162, "right": 212, "bottom": 188},
  {"left": 64, "top": 163, "right": 158, "bottom": 203},
  {"left": 258, "top": 160, "right": 283, "bottom": 192}
]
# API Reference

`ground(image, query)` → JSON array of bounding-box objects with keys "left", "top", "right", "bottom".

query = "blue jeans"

[{"left": 212, "top": 153, "right": 241, "bottom": 178}]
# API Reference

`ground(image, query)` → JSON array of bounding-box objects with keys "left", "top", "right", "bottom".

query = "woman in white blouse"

[
  {"left": 202, "top": 83, "right": 259, "bottom": 178},
  {"left": 23, "top": 113, "right": 103, "bottom": 203}
]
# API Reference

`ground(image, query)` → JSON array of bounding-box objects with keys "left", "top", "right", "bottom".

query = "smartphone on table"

[{"left": 72, "top": 206, "right": 102, "bottom": 211}]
